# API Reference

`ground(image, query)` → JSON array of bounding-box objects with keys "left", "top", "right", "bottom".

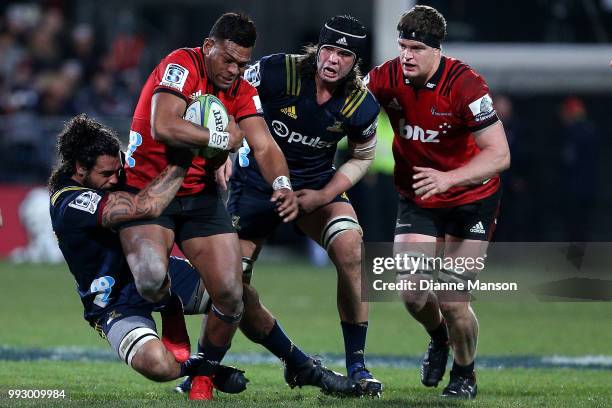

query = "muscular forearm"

[
  {"left": 101, "top": 165, "right": 187, "bottom": 227},
  {"left": 320, "top": 171, "right": 353, "bottom": 202},
  {"left": 253, "top": 142, "right": 290, "bottom": 186},
  {"left": 447, "top": 146, "right": 510, "bottom": 188},
  {"left": 152, "top": 116, "right": 211, "bottom": 148}
]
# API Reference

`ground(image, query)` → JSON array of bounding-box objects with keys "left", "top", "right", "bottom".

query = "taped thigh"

[
  {"left": 107, "top": 316, "right": 159, "bottom": 367},
  {"left": 320, "top": 216, "right": 362, "bottom": 251}
]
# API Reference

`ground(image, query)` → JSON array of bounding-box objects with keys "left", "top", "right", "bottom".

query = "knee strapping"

[
  {"left": 437, "top": 268, "right": 476, "bottom": 290},
  {"left": 320, "top": 216, "right": 362, "bottom": 251},
  {"left": 242, "top": 257, "right": 254, "bottom": 280},
  {"left": 211, "top": 303, "right": 243, "bottom": 325}
]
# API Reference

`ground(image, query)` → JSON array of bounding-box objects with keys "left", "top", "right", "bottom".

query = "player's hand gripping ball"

[{"left": 183, "top": 94, "right": 230, "bottom": 161}]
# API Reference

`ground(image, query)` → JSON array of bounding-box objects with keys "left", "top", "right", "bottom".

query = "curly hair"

[
  {"left": 48, "top": 114, "right": 120, "bottom": 192},
  {"left": 397, "top": 5, "right": 447, "bottom": 42},
  {"left": 297, "top": 45, "right": 364, "bottom": 98},
  {"left": 209, "top": 12, "right": 257, "bottom": 48}
]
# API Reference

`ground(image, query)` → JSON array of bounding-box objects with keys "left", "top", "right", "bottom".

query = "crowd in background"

[{"left": 0, "top": 2, "right": 609, "bottom": 243}]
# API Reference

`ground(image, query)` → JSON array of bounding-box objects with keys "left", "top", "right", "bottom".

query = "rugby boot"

[
  {"left": 175, "top": 365, "right": 248, "bottom": 394},
  {"left": 348, "top": 362, "right": 383, "bottom": 397},
  {"left": 212, "top": 365, "right": 249, "bottom": 393},
  {"left": 161, "top": 295, "right": 191, "bottom": 363},
  {"left": 284, "top": 358, "right": 357, "bottom": 396},
  {"left": 174, "top": 376, "right": 191, "bottom": 394},
  {"left": 441, "top": 370, "right": 477, "bottom": 399},
  {"left": 189, "top": 375, "right": 214, "bottom": 400},
  {"left": 421, "top": 338, "right": 450, "bottom": 387}
]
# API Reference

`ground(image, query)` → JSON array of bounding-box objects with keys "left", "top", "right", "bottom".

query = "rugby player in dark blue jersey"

[
  {"left": 219, "top": 15, "right": 382, "bottom": 397},
  {"left": 48, "top": 115, "right": 246, "bottom": 397}
]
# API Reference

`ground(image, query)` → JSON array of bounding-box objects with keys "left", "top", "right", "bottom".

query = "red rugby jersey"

[
  {"left": 126, "top": 47, "right": 262, "bottom": 196},
  {"left": 366, "top": 56, "right": 500, "bottom": 208}
]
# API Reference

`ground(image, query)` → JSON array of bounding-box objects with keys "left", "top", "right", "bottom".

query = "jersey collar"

[{"left": 403, "top": 56, "right": 446, "bottom": 90}]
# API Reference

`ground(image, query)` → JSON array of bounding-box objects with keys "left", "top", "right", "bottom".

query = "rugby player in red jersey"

[
  {"left": 119, "top": 13, "right": 297, "bottom": 400},
  {"left": 366, "top": 5, "right": 510, "bottom": 399}
]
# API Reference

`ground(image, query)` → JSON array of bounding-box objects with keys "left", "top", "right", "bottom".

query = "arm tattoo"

[{"left": 101, "top": 165, "right": 186, "bottom": 227}]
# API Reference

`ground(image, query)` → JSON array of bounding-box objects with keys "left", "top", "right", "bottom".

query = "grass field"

[{"left": 1, "top": 260, "right": 611, "bottom": 407}]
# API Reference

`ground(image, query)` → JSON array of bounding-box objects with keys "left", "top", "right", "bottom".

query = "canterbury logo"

[{"left": 280, "top": 106, "right": 297, "bottom": 119}]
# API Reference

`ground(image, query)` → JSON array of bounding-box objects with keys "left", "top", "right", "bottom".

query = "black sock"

[
  {"left": 161, "top": 288, "right": 182, "bottom": 316},
  {"left": 427, "top": 319, "right": 449, "bottom": 346},
  {"left": 260, "top": 320, "right": 309, "bottom": 367},
  {"left": 451, "top": 360, "right": 475, "bottom": 377},
  {"left": 195, "top": 335, "right": 230, "bottom": 374},
  {"left": 341, "top": 321, "right": 368, "bottom": 371}
]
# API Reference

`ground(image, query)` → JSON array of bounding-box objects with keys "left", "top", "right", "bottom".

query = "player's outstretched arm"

[
  {"left": 296, "top": 137, "right": 377, "bottom": 213},
  {"left": 101, "top": 150, "right": 192, "bottom": 228},
  {"left": 413, "top": 121, "right": 510, "bottom": 200},
  {"left": 239, "top": 116, "right": 298, "bottom": 222},
  {"left": 151, "top": 93, "right": 243, "bottom": 151}
]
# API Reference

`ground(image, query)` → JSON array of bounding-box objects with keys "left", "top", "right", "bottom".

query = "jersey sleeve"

[
  {"left": 345, "top": 91, "right": 380, "bottom": 143},
  {"left": 364, "top": 60, "right": 396, "bottom": 106},
  {"left": 243, "top": 53, "right": 287, "bottom": 102},
  {"left": 364, "top": 66, "right": 383, "bottom": 99},
  {"left": 51, "top": 188, "right": 109, "bottom": 230},
  {"left": 152, "top": 49, "right": 199, "bottom": 102},
  {"left": 233, "top": 79, "right": 264, "bottom": 122},
  {"left": 453, "top": 70, "right": 499, "bottom": 132}
]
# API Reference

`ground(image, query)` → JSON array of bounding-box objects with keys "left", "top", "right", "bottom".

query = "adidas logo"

[
  {"left": 336, "top": 37, "right": 348, "bottom": 46},
  {"left": 469, "top": 221, "right": 486, "bottom": 234},
  {"left": 280, "top": 106, "right": 297, "bottom": 119},
  {"left": 326, "top": 120, "right": 344, "bottom": 133}
]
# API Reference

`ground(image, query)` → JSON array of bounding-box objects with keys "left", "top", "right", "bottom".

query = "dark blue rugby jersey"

[
  {"left": 49, "top": 178, "right": 135, "bottom": 323},
  {"left": 237, "top": 53, "right": 380, "bottom": 188}
]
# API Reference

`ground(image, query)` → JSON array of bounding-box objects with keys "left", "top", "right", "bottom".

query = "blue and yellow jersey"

[
  {"left": 237, "top": 53, "right": 380, "bottom": 189},
  {"left": 49, "top": 178, "right": 135, "bottom": 323}
]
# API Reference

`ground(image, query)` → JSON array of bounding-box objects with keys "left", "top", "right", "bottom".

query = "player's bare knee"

[
  {"left": 133, "top": 272, "right": 168, "bottom": 303},
  {"left": 212, "top": 283, "right": 244, "bottom": 317},
  {"left": 331, "top": 232, "right": 362, "bottom": 275},
  {"left": 439, "top": 301, "right": 469, "bottom": 324},
  {"left": 401, "top": 289, "right": 429, "bottom": 312}
]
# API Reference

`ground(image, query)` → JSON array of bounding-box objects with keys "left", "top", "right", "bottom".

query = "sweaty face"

[
  {"left": 83, "top": 154, "right": 121, "bottom": 191},
  {"left": 317, "top": 45, "right": 356, "bottom": 83},
  {"left": 398, "top": 38, "right": 439, "bottom": 83},
  {"left": 203, "top": 38, "right": 252, "bottom": 89}
]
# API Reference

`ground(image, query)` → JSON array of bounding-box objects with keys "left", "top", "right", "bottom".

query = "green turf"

[
  {"left": 0, "top": 362, "right": 610, "bottom": 407},
  {"left": 1, "top": 261, "right": 611, "bottom": 406},
  {"left": 1, "top": 261, "right": 611, "bottom": 356}
]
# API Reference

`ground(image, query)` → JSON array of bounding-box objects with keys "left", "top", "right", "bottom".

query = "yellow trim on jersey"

[
  {"left": 284, "top": 55, "right": 301, "bottom": 96},
  {"left": 341, "top": 88, "right": 368, "bottom": 118},
  {"left": 50, "top": 186, "right": 88, "bottom": 206}
]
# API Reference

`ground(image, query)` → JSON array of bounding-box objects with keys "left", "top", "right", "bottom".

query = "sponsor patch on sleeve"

[
  {"left": 467, "top": 93, "right": 496, "bottom": 122},
  {"left": 244, "top": 62, "right": 261, "bottom": 87},
  {"left": 361, "top": 117, "right": 378, "bottom": 137},
  {"left": 68, "top": 191, "right": 102, "bottom": 214},
  {"left": 252, "top": 95, "right": 263, "bottom": 113},
  {"left": 159, "top": 63, "right": 189, "bottom": 92}
]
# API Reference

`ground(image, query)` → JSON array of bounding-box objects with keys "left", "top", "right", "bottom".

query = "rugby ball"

[{"left": 183, "top": 94, "right": 229, "bottom": 159}]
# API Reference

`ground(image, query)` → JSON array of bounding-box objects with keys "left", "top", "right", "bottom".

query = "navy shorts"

[
  {"left": 227, "top": 176, "right": 350, "bottom": 240},
  {"left": 119, "top": 189, "right": 235, "bottom": 243},
  {"left": 92, "top": 257, "right": 208, "bottom": 364},
  {"left": 395, "top": 188, "right": 501, "bottom": 241}
]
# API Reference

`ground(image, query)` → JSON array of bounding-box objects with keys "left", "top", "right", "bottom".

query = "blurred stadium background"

[{"left": 0, "top": 0, "right": 611, "bottom": 406}]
